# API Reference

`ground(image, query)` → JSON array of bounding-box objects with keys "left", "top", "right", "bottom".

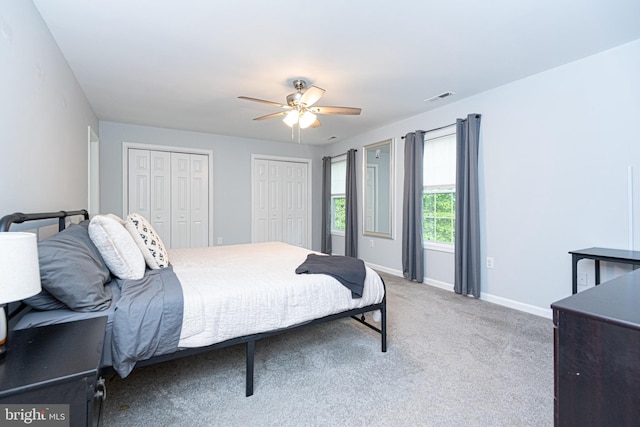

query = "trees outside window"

[
  {"left": 423, "top": 189, "right": 455, "bottom": 244},
  {"left": 331, "top": 157, "right": 346, "bottom": 233}
]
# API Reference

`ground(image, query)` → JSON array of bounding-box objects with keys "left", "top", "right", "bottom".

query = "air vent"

[{"left": 424, "top": 91, "right": 456, "bottom": 102}]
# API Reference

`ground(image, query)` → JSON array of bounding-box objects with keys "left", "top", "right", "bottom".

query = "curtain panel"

[
  {"left": 321, "top": 156, "right": 332, "bottom": 254},
  {"left": 402, "top": 131, "right": 425, "bottom": 282},
  {"left": 454, "top": 114, "right": 482, "bottom": 297},
  {"left": 345, "top": 149, "right": 358, "bottom": 257}
]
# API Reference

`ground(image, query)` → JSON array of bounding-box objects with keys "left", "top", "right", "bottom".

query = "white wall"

[
  {"left": 98, "top": 121, "right": 324, "bottom": 248},
  {"left": 325, "top": 38, "right": 640, "bottom": 316},
  {"left": 0, "top": 1, "right": 98, "bottom": 218}
]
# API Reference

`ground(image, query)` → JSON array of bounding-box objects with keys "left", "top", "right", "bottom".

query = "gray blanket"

[
  {"left": 295, "top": 254, "right": 365, "bottom": 298},
  {"left": 111, "top": 266, "right": 183, "bottom": 377}
]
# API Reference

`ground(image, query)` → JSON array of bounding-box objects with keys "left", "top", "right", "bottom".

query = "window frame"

[
  {"left": 330, "top": 155, "right": 347, "bottom": 236},
  {"left": 422, "top": 126, "right": 456, "bottom": 253}
]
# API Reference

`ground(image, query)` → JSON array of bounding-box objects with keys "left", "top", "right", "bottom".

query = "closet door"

[
  {"left": 170, "top": 152, "right": 209, "bottom": 249},
  {"left": 128, "top": 150, "right": 171, "bottom": 246},
  {"left": 171, "top": 153, "right": 191, "bottom": 249},
  {"left": 189, "top": 154, "right": 209, "bottom": 247},
  {"left": 267, "top": 161, "right": 283, "bottom": 242},
  {"left": 253, "top": 159, "right": 270, "bottom": 242},
  {"left": 251, "top": 158, "right": 309, "bottom": 247},
  {"left": 282, "top": 162, "right": 308, "bottom": 247},
  {"left": 128, "top": 148, "right": 209, "bottom": 249},
  {"left": 128, "top": 149, "right": 151, "bottom": 219},
  {"left": 149, "top": 151, "right": 171, "bottom": 246}
]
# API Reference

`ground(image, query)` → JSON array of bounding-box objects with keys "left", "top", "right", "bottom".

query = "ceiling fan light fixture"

[
  {"left": 283, "top": 110, "right": 299, "bottom": 127},
  {"left": 239, "top": 79, "right": 362, "bottom": 137},
  {"left": 298, "top": 111, "right": 317, "bottom": 129}
]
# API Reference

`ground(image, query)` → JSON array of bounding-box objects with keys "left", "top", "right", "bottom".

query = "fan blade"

[
  {"left": 311, "top": 106, "right": 362, "bottom": 115},
  {"left": 299, "top": 86, "right": 325, "bottom": 107},
  {"left": 309, "top": 117, "right": 322, "bottom": 128},
  {"left": 253, "top": 111, "right": 287, "bottom": 121},
  {"left": 238, "top": 96, "right": 288, "bottom": 108}
]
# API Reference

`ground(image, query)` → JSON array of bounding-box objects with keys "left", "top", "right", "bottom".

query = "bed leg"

[
  {"left": 381, "top": 302, "right": 387, "bottom": 353},
  {"left": 246, "top": 340, "right": 255, "bottom": 397}
]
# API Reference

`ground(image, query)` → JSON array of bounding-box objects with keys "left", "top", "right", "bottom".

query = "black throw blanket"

[{"left": 295, "top": 254, "right": 365, "bottom": 298}]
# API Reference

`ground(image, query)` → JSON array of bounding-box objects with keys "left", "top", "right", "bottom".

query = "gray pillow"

[
  {"left": 25, "top": 223, "right": 113, "bottom": 312},
  {"left": 23, "top": 288, "right": 66, "bottom": 311}
]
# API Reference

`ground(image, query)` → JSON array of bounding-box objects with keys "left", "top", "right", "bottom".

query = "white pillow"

[
  {"left": 88, "top": 214, "right": 145, "bottom": 280},
  {"left": 125, "top": 213, "right": 169, "bottom": 269}
]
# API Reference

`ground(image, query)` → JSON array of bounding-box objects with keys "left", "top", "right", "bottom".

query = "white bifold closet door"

[
  {"left": 128, "top": 149, "right": 209, "bottom": 249},
  {"left": 253, "top": 159, "right": 308, "bottom": 248}
]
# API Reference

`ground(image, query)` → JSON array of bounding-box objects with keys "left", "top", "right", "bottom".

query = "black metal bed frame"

[
  {"left": 0, "top": 210, "right": 387, "bottom": 397},
  {"left": 0, "top": 209, "right": 90, "bottom": 234}
]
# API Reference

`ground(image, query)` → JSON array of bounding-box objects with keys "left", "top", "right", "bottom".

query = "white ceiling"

[{"left": 34, "top": 0, "right": 640, "bottom": 145}]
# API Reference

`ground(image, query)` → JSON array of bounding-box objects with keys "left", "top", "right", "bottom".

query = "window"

[
  {"left": 331, "top": 156, "right": 346, "bottom": 233},
  {"left": 423, "top": 127, "right": 456, "bottom": 248}
]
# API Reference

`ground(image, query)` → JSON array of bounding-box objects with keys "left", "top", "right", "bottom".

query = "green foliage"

[
  {"left": 423, "top": 191, "right": 455, "bottom": 244},
  {"left": 333, "top": 197, "right": 346, "bottom": 231}
]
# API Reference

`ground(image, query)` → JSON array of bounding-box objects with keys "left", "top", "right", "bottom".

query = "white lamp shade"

[
  {"left": 0, "top": 232, "right": 41, "bottom": 304},
  {"left": 298, "top": 111, "right": 317, "bottom": 129},
  {"left": 283, "top": 110, "right": 299, "bottom": 127}
]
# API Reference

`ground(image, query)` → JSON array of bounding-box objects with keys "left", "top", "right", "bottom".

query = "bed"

[{"left": 0, "top": 209, "right": 387, "bottom": 396}]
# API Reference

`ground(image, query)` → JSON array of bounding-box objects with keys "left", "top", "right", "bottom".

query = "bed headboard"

[
  {"left": 0, "top": 209, "right": 89, "bottom": 232},
  {"left": 0, "top": 209, "right": 89, "bottom": 323}
]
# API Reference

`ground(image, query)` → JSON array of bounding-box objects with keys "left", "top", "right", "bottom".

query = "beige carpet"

[{"left": 101, "top": 272, "right": 553, "bottom": 426}]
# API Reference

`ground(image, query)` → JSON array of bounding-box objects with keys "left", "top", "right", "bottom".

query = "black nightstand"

[{"left": 0, "top": 316, "right": 107, "bottom": 427}]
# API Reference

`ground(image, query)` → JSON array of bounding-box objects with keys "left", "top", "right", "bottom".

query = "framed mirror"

[{"left": 363, "top": 139, "right": 394, "bottom": 238}]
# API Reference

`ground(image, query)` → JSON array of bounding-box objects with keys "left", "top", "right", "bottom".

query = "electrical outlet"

[
  {"left": 486, "top": 256, "right": 494, "bottom": 269},
  {"left": 217, "top": 237, "right": 223, "bottom": 245},
  {"left": 369, "top": 239, "right": 374, "bottom": 248},
  {"left": 578, "top": 272, "right": 587, "bottom": 286}
]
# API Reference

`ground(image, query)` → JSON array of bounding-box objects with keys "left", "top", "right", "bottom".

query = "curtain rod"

[
  {"left": 401, "top": 122, "right": 455, "bottom": 139},
  {"left": 337, "top": 149, "right": 357, "bottom": 157},
  {"left": 323, "top": 149, "right": 356, "bottom": 160}
]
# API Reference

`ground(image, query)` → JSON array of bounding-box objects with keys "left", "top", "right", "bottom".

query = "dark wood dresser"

[{"left": 551, "top": 270, "right": 640, "bottom": 426}]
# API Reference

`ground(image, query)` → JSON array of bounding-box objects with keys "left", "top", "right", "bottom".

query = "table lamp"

[{"left": 0, "top": 232, "right": 42, "bottom": 358}]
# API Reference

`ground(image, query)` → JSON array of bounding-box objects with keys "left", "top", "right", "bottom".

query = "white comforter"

[{"left": 168, "top": 242, "right": 385, "bottom": 348}]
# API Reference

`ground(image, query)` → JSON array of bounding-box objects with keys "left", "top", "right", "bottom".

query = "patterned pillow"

[{"left": 125, "top": 213, "right": 169, "bottom": 269}]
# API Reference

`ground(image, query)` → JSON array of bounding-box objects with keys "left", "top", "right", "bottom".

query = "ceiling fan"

[{"left": 238, "top": 79, "right": 362, "bottom": 130}]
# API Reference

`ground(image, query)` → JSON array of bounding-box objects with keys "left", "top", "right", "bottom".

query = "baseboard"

[
  {"left": 365, "top": 262, "right": 403, "bottom": 277},
  {"left": 423, "top": 277, "right": 454, "bottom": 292},
  {"left": 480, "top": 293, "right": 552, "bottom": 319},
  {"left": 365, "top": 262, "right": 552, "bottom": 319}
]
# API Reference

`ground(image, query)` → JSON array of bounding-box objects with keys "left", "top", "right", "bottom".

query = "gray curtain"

[
  {"left": 454, "top": 114, "right": 482, "bottom": 297},
  {"left": 402, "top": 131, "right": 425, "bottom": 282},
  {"left": 345, "top": 149, "right": 358, "bottom": 257},
  {"left": 321, "top": 156, "right": 332, "bottom": 254}
]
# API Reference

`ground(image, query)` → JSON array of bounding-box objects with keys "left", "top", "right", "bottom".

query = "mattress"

[{"left": 172, "top": 241, "right": 385, "bottom": 348}]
